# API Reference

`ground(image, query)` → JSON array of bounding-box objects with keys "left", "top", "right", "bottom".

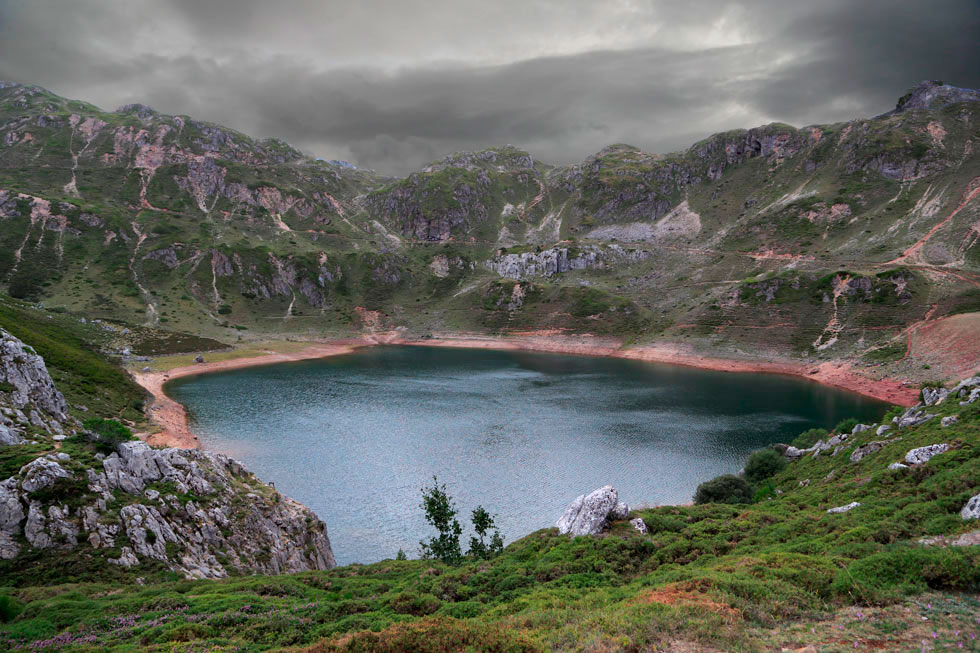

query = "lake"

[{"left": 167, "top": 345, "right": 888, "bottom": 565}]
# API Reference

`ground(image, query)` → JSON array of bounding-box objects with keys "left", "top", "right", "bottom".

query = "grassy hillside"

[{"left": 2, "top": 379, "right": 978, "bottom": 650}]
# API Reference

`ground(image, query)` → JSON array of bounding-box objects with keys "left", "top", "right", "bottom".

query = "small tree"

[
  {"left": 744, "top": 449, "right": 787, "bottom": 485},
  {"left": 833, "top": 418, "right": 859, "bottom": 435},
  {"left": 418, "top": 476, "right": 463, "bottom": 565},
  {"left": 468, "top": 506, "right": 504, "bottom": 560}
]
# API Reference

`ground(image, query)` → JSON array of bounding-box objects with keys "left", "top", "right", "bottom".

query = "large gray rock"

[
  {"left": 557, "top": 485, "right": 620, "bottom": 536},
  {"left": 961, "top": 493, "right": 980, "bottom": 520},
  {"left": 0, "top": 329, "right": 71, "bottom": 439},
  {"left": 827, "top": 502, "right": 860, "bottom": 514},
  {"left": 630, "top": 517, "right": 648, "bottom": 534},
  {"left": 609, "top": 502, "right": 630, "bottom": 521},
  {"left": 850, "top": 438, "right": 901, "bottom": 463},
  {"left": 905, "top": 443, "right": 949, "bottom": 465},
  {"left": 895, "top": 407, "right": 936, "bottom": 429},
  {"left": 19, "top": 457, "right": 72, "bottom": 493},
  {"left": 942, "top": 416, "right": 959, "bottom": 428},
  {"left": 921, "top": 387, "right": 949, "bottom": 406}
]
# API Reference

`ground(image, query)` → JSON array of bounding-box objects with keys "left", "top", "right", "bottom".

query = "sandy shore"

[
  {"left": 133, "top": 342, "right": 368, "bottom": 448},
  {"left": 132, "top": 332, "right": 919, "bottom": 450}
]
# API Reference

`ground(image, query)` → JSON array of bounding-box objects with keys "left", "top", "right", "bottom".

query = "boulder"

[
  {"left": 557, "top": 485, "right": 620, "bottom": 536},
  {"left": 194, "top": 355, "right": 205, "bottom": 364},
  {"left": 896, "top": 407, "right": 936, "bottom": 428},
  {"left": 827, "top": 502, "right": 860, "bottom": 514},
  {"left": 941, "top": 416, "right": 959, "bottom": 427},
  {"left": 850, "top": 438, "right": 901, "bottom": 463},
  {"left": 961, "top": 493, "right": 980, "bottom": 520},
  {"left": 851, "top": 424, "right": 870, "bottom": 434},
  {"left": 609, "top": 502, "right": 630, "bottom": 521},
  {"left": 630, "top": 517, "right": 648, "bottom": 534},
  {"left": 887, "top": 462, "right": 909, "bottom": 470},
  {"left": 19, "top": 457, "right": 72, "bottom": 493},
  {"left": 905, "top": 443, "right": 949, "bottom": 465},
  {"left": 876, "top": 424, "right": 892, "bottom": 436},
  {"left": 921, "top": 387, "right": 949, "bottom": 406}
]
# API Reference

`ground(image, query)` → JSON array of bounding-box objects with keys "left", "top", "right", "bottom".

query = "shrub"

[
  {"left": 83, "top": 418, "right": 135, "bottom": 452},
  {"left": 833, "top": 418, "right": 859, "bottom": 435},
  {"left": 0, "top": 594, "right": 23, "bottom": 623},
  {"left": 744, "top": 449, "right": 787, "bottom": 485},
  {"left": 791, "top": 428, "right": 827, "bottom": 449},
  {"left": 693, "top": 475, "right": 753, "bottom": 505}
]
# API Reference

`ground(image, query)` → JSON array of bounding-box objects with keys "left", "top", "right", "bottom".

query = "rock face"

[
  {"left": 895, "top": 407, "right": 936, "bottom": 429},
  {"left": 557, "top": 485, "right": 621, "bottom": 536},
  {"left": 904, "top": 443, "right": 949, "bottom": 465},
  {"left": 486, "top": 245, "right": 649, "bottom": 281},
  {"left": 1, "top": 442, "right": 335, "bottom": 578},
  {"left": 1, "top": 329, "right": 72, "bottom": 442},
  {"left": 921, "top": 387, "right": 949, "bottom": 406}
]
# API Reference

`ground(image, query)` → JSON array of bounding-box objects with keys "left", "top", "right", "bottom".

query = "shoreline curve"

[{"left": 131, "top": 333, "right": 920, "bottom": 450}]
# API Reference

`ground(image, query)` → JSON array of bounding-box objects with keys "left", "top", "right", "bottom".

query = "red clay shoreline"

[{"left": 132, "top": 333, "right": 920, "bottom": 450}]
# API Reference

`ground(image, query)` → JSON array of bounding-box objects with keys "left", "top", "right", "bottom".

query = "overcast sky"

[{"left": 1, "top": 0, "right": 979, "bottom": 174}]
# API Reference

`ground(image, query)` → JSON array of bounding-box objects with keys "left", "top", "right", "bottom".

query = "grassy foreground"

[{"left": 2, "top": 378, "right": 979, "bottom": 650}]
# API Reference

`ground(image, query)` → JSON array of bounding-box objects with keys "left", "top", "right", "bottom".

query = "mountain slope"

[{"left": 1, "top": 80, "right": 979, "bottom": 386}]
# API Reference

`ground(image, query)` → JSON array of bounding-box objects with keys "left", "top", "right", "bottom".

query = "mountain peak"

[{"left": 894, "top": 80, "right": 980, "bottom": 113}]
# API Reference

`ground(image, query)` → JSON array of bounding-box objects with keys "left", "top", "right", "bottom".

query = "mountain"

[{"left": 1, "top": 79, "right": 979, "bottom": 384}]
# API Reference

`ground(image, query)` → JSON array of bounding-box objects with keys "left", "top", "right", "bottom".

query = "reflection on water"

[{"left": 168, "top": 345, "right": 887, "bottom": 565}]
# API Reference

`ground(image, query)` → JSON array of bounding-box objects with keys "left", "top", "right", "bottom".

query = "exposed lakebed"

[{"left": 167, "top": 345, "right": 887, "bottom": 564}]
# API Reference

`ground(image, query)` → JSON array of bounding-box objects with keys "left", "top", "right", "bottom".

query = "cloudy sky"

[{"left": 2, "top": 0, "right": 978, "bottom": 174}]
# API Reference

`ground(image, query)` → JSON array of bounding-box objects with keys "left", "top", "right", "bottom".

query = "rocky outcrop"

[
  {"left": 557, "top": 485, "right": 624, "bottom": 536},
  {"left": 849, "top": 438, "right": 901, "bottom": 463},
  {"left": 1, "top": 442, "right": 335, "bottom": 578},
  {"left": 827, "top": 501, "right": 860, "bottom": 514},
  {"left": 487, "top": 245, "right": 649, "bottom": 280},
  {"left": 1, "top": 329, "right": 72, "bottom": 442},
  {"left": 922, "top": 387, "right": 949, "bottom": 406},
  {"left": 892, "top": 80, "right": 980, "bottom": 114},
  {"left": 904, "top": 443, "right": 949, "bottom": 465},
  {"left": 894, "top": 407, "right": 936, "bottom": 429}
]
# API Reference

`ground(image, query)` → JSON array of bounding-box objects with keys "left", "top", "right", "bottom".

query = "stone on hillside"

[
  {"left": 630, "top": 517, "right": 648, "bottom": 534},
  {"left": 850, "top": 438, "right": 901, "bottom": 463},
  {"left": 19, "top": 457, "right": 72, "bottom": 493},
  {"left": 609, "top": 502, "right": 630, "bottom": 521},
  {"left": 0, "top": 423, "right": 23, "bottom": 446},
  {"left": 827, "top": 502, "right": 860, "bottom": 514},
  {"left": 888, "top": 462, "right": 909, "bottom": 470},
  {"left": 194, "top": 355, "right": 205, "bottom": 363},
  {"left": 851, "top": 424, "right": 870, "bottom": 434},
  {"left": 905, "top": 443, "right": 949, "bottom": 465},
  {"left": 876, "top": 424, "right": 892, "bottom": 436},
  {"left": 961, "top": 493, "right": 980, "bottom": 520},
  {"left": 896, "top": 407, "right": 936, "bottom": 428},
  {"left": 783, "top": 445, "right": 805, "bottom": 459},
  {"left": 952, "top": 375, "right": 980, "bottom": 395},
  {"left": 921, "top": 387, "right": 949, "bottom": 406},
  {"left": 960, "top": 388, "right": 980, "bottom": 405},
  {"left": 941, "top": 416, "right": 959, "bottom": 427},
  {"left": 557, "top": 485, "right": 619, "bottom": 536}
]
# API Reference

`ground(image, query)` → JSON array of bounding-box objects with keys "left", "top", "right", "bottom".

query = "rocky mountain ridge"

[{"left": 1, "top": 79, "right": 979, "bottom": 386}]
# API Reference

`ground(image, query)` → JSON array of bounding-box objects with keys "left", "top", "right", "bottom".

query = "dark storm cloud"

[{"left": 1, "top": 0, "right": 978, "bottom": 174}]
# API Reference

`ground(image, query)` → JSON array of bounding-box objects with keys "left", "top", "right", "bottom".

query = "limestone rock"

[
  {"left": 941, "top": 416, "right": 959, "bottom": 428},
  {"left": 895, "top": 407, "right": 936, "bottom": 428},
  {"left": 557, "top": 485, "right": 620, "bottom": 536},
  {"left": 0, "top": 329, "right": 71, "bottom": 441},
  {"left": 630, "top": 517, "right": 648, "bottom": 534},
  {"left": 876, "top": 424, "right": 892, "bottom": 436},
  {"left": 19, "top": 457, "right": 72, "bottom": 493},
  {"left": 904, "top": 443, "right": 949, "bottom": 465},
  {"left": 887, "top": 462, "right": 909, "bottom": 470},
  {"left": 851, "top": 424, "right": 870, "bottom": 434},
  {"left": 609, "top": 502, "right": 630, "bottom": 521},
  {"left": 827, "top": 502, "right": 860, "bottom": 514},
  {"left": 849, "top": 438, "right": 901, "bottom": 463},
  {"left": 922, "top": 387, "right": 949, "bottom": 406},
  {"left": 961, "top": 493, "right": 980, "bottom": 520}
]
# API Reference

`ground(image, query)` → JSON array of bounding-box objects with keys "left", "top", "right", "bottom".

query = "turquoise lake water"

[{"left": 167, "top": 345, "right": 888, "bottom": 565}]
